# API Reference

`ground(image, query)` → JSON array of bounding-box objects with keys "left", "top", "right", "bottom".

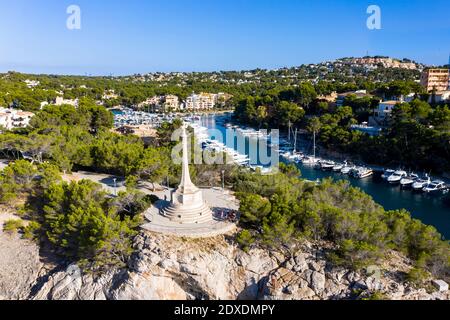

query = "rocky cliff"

[{"left": 1, "top": 230, "right": 446, "bottom": 301}]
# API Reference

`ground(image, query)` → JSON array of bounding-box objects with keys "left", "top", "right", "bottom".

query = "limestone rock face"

[
  {"left": 2, "top": 231, "right": 449, "bottom": 301},
  {"left": 0, "top": 232, "right": 43, "bottom": 300}
]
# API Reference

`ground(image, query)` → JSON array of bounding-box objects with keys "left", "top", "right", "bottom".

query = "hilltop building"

[
  {"left": 24, "top": 79, "right": 40, "bottom": 88},
  {"left": 102, "top": 90, "right": 119, "bottom": 100},
  {"left": 420, "top": 68, "right": 450, "bottom": 92},
  {"left": 54, "top": 96, "right": 79, "bottom": 107},
  {"left": 336, "top": 90, "right": 373, "bottom": 107},
  {"left": 344, "top": 57, "right": 417, "bottom": 70}
]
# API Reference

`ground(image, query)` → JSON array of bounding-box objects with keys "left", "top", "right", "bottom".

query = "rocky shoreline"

[{"left": 1, "top": 227, "right": 448, "bottom": 301}]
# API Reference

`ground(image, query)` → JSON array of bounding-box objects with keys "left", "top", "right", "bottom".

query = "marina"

[
  {"left": 112, "top": 110, "right": 450, "bottom": 239},
  {"left": 198, "top": 114, "right": 450, "bottom": 239}
]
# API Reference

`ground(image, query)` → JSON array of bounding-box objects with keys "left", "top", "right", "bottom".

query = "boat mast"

[
  {"left": 293, "top": 128, "right": 298, "bottom": 154},
  {"left": 313, "top": 130, "right": 316, "bottom": 160},
  {"left": 288, "top": 120, "right": 291, "bottom": 141}
]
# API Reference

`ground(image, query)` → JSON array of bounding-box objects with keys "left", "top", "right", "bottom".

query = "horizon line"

[{"left": 1, "top": 56, "right": 449, "bottom": 78}]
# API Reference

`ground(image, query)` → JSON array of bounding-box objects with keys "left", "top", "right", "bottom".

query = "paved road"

[{"left": 63, "top": 171, "right": 167, "bottom": 197}]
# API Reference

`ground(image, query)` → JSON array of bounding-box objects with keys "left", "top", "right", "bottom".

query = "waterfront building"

[
  {"left": 0, "top": 107, "right": 35, "bottom": 130},
  {"left": 185, "top": 93, "right": 216, "bottom": 110},
  {"left": 137, "top": 95, "right": 180, "bottom": 111},
  {"left": 184, "top": 92, "right": 231, "bottom": 110},
  {"left": 137, "top": 96, "right": 162, "bottom": 109},
  {"left": 421, "top": 68, "right": 450, "bottom": 92},
  {"left": 163, "top": 95, "right": 180, "bottom": 111},
  {"left": 370, "top": 100, "right": 399, "bottom": 126}
]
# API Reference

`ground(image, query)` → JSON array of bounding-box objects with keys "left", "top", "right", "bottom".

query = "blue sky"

[{"left": 0, "top": 0, "right": 449, "bottom": 75}]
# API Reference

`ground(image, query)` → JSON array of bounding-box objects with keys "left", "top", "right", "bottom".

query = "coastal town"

[{"left": 1, "top": 1, "right": 450, "bottom": 308}]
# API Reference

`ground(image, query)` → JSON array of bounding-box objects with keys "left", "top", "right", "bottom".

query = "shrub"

[
  {"left": 236, "top": 230, "right": 255, "bottom": 252},
  {"left": 3, "top": 219, "right": 24, "bottom": 234},
  {"left": 23, "top": 221, "right": 41, "bottom": 240},
  {"left": 361, "top": 291, "right": 389, "bottom": 300},
  {"left": 406, "top": 267, "right": 430, "bottom": 287}
]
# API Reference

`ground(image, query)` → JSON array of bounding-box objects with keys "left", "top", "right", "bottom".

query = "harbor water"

[{"left": 198, "top": 114, "right": 450, "bottom": 239}]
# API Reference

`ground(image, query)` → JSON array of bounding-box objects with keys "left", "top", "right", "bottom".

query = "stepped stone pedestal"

[
  {"left": 163, "top": 188, "right": 213, "bottom": 224},
  {"left": 141, "top": 123, "right": 237, "bottom": 238}
]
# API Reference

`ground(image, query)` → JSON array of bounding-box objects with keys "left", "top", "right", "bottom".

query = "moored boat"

[
  {"left": 333, "top": 163, "right": 345, "bottom": 172},
  {"left": 320, "top": 161, "right": 336, "bottom": 171},
  {"left": 351, "top": 167, "right": 373, "bottom": 179},
  {"left": 300, "top": 156, "right": 320, "bottom": 165},
  {"left": 382, "top": 169, "right": 395, "bottom": 180},
  {"left": 400, "top": 173, "right": 419, "bottom": 188},
  {"left": 412, "top": 176, "right": 431, "bottom": 192},
  {"left": 423, "top": 180, "right": 448, "bottom": 194},
  {"left": 341, "top": 165, "right": 354, "bottom": 175},
  {"left": 387, "top": 170, "right": 408, "bottom": 184}
]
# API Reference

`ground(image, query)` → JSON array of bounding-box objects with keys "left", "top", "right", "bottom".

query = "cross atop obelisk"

[
  {"left": 178, "top": 123, "right": 198, "bottom": 194},
  {"left": 163, "top": 122, "right": 213, "bottom": 224}
]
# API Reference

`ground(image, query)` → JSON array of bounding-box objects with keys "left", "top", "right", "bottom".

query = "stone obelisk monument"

[{"left": 163, "top": 123, "right": 213, "bottom": 224}]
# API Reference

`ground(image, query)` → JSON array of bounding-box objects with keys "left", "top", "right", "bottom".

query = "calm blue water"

[{"left": 200, "top": 114, "right": 450, "bottom": 239}]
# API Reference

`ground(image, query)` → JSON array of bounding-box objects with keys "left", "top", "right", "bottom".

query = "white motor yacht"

[
  {"left": 351, "top": 167, "right": 373, "bottom": 179},
  {"left": 320, "top": 161, "right": 336, "bottom": 171},
  {"left": 387, "top": 171, "right": 408, "bottom": 184},
  {"left": 423, "top": 181, "right": 447, "bottom": 194},
  {"left": 300, "top": 156, "right": 319, "bottom": 165},
  {"left": 400, "top": 173, "right": 419, "bottom": 188},
  {"left": 381, "top": 169, "right": 395, "bottom": 180},
  {"left": 333, "top": 162, "right": 346, "bottom": 172},
  {"left": 412, "top": 176, "right": 431, "bottom": 191},
  {"left": 340, "top": 166, "right": 353, "bottom": 175},
  {"left": 288, "top": 152, "right": 304, "bottom": 161}
]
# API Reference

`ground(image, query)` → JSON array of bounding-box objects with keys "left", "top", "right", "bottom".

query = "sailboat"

[
  {"left": 288, "top": 128, "right": 303, "bottom": 161},
  {"left": 300, "top": 129, "right": 320, "bottom": 165}
]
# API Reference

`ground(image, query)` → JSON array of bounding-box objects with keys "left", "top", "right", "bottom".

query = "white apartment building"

[
  {"left": 24, "top": 79, "right": 40, "bottom": 88},
  {"left": 185, "top": 93, "right": 216, "bottom": 110},
  {"left": 372, "top": 100, "right": 399, "bottom": 125},
  {"left": 54, "top": 96, "right": 79, "bottom": 107},
  {"left": 163, "top": 95, "right": 180, "bottom": 110},
  {"left": 102, "top": 90, "right": 119, "bottom": 100},
  {"left": 185, "top": 92, "right": 231, "bottom": 110},
  {"left": 0, "top": 107, "right": 35, "bottom": 130},
  {"left": 137, "top": 96, "right": 162, "bottom": 109}
]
